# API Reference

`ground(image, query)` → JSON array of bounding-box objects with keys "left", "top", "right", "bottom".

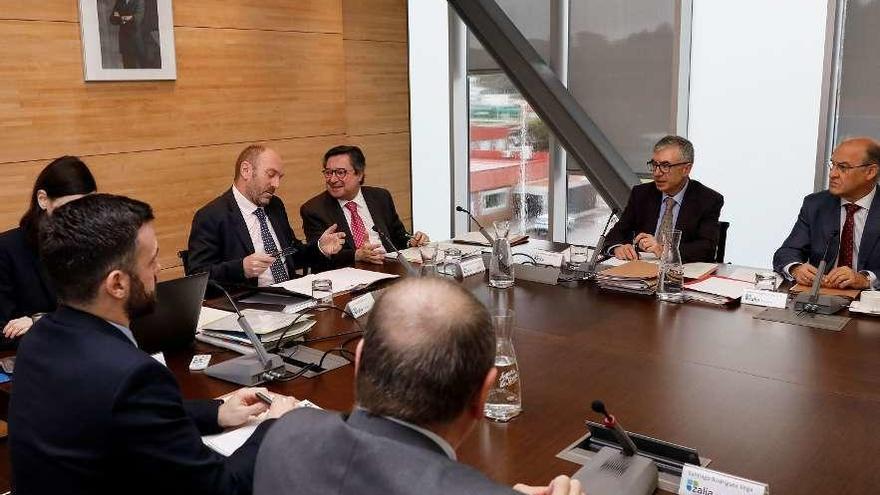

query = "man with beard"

[
  {"left": 8, "top": 194, "right": 298, "bottom": 495},
  {"left": 187, "top": 145, "right": 346, "bottom": 286}
]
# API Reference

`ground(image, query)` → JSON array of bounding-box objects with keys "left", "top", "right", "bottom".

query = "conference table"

[{"left": 2, "top": 240, "right": 880, "bottom": 494}]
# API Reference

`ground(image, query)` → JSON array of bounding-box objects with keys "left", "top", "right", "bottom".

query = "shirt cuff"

[
  {"left": 605, "top": 243, "right": 622, "bottom": 257},
  {"left": 782, "top": 262, "right": 800, "bottom": 282},
  {"left": 859, "top": 270, "right": 878, "bottom": 290},
  {"left": 317, "top": 241, "right": 330, "bottom": 258}
]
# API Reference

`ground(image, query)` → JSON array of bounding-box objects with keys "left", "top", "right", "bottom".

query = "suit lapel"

[
  {"left": 362, "top": 188, "right": 390, "bottom": 248},
  {"left": 821, "top": 193, "right": 841, "bottom": 266},
  {"left": 643, "top": 186, "right": 663, "bottom": 235},
  {"left": 858, "top": 186, "right": 880, "bottom": 270},
  {"left": 265, "top": 201, "right": 291, "bottom": 248},
  {"left": 327, "top": 192, "right": 356, "bottom": 250},
  {"left": 674, "top": 182, "right": 698, "bottom": 235},
  {"left": 224, "top": 189, "right": 255, "bottom": 254}
]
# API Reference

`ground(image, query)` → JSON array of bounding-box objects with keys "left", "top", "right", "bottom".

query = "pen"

[{"left": 255, "top": 391, "right": 274, "bottom": 406}]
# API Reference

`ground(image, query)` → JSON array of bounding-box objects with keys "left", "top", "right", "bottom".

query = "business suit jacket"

[
  {"left": 187, "top": 188, "right": 324, "bottom": 285},
  {"left": 9, "top": 305, "right": 274, "bottom": 495},
  {"left": 254, "top": 408, "right": 519, "bottom": 495},
  {"left": 300, "top": 186, "right": 410, "bottom": 266},
  {"left": 773, "top": 188, "right": 880, "bottom": 275},
  {"left": 0, "top": 227, "right": 57, "bottom": 348},
  {"left": 605, "top": 179, "right": 724, "bottom": 263}
]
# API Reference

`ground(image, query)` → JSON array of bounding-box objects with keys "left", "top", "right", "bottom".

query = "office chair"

[{"left": 715, "top": 221, "right": 730, "bottom": 263}]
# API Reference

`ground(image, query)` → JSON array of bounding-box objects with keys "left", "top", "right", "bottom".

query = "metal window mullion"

[
  {"left": 549, "top": 0, "right": 569, "bottom": 243},
  {"left": 449, "top": 10, "right": 470, "bottom": 237}
]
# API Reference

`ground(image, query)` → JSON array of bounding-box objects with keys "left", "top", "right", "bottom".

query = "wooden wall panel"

[
  {"left": 0, "top": 21, "right": 345, "bottom": 164},
  {"left": 343, "top": 0, "right": 407, "bottom": 42},
  {"left": 344, "top": 40, "right": 410, "bottom": 136},
  {"left": 174, "top": 0, "right": 343, "bottom": 32},
  {"left": 347, "top": 132, "right": 412, "bottom": 226},
  {"left": 0, "top": 1, "right": 77, "bottom": 22}
]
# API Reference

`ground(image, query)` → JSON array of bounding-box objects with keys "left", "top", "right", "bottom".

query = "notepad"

[{"left": 202, "top": 399, "right": 322, "bottom": 456}]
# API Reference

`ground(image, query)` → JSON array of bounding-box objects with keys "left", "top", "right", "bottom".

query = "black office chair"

[
  {"left": 715, "top": 221, "right": 730, "bottom": 263},
  {"left": 177, "top": 250, "right": 190, "bottom": 274}
]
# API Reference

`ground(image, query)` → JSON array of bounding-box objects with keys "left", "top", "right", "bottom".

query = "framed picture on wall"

[{"left": 78, "top": 0, "right": 177, "bottom": 81}]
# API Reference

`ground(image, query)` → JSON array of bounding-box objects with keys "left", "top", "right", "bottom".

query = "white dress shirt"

[
  {"left": 784, "top": 187, "right": 877, "bottom": 288},
  {"left": 338, "top": 189, "right": 383, "bottom": 248},
  {"left": 232, "top": 186, "right": 287, "bottom": 287}
]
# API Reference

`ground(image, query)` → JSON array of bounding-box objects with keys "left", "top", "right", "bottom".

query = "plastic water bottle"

[{"left": 484, "top": 310, "right": 522, "bottom": 422}]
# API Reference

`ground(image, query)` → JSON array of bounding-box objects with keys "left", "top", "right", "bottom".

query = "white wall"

[
  {"left": 408, "top": 0, "right": 452, "bottom": 239},
  {"left": 688, "top": 1, "right": 830, "bottom": 268}
]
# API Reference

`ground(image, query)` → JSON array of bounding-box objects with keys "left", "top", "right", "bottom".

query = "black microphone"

[
  {"left": 591, "top": 400, "right": 638, "bottom": 457},
  {"left": 455, "top": 206, "right": 494, "bottom": 244},
  {"left": 583, "top": 208, "right": 620, "bottom": 276},
  {"left": 371, "top": 225, "right": 419, "bottom": 277},
  {"left": 808, "top": 230, "right": 839, "bottom": 304}
]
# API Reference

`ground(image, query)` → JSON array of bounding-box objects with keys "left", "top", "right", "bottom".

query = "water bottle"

[
  {"left": 657, "top": 229, "right": 685, "bottom": 303},
  {"left": 489, "top": 220, "right": 514, "bottom": 289},
  {"left": 484, "top": 310, "right": 522, "bottom": 422}
]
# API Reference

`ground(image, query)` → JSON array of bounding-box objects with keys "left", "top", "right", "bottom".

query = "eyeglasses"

[
  {"left": 828, "top": 160, "right": 877, "bottom": 173},
  {"left": 322, "top": 168, "right": 351, "bottom": 179},
  {"left": 646, "top": 160, "right": 691, "bottom": 174}
]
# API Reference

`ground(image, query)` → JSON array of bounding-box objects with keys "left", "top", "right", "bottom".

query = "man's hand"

[
  {"left": 514, "top": 475, "right": 584, "bottom": 495},
  {"left": 613, "top": 244, "right": 638, "bottom": 261},
  {"left": 355, "top": 242, "right": 385, "bottom": 264},
  {"left": 633, "top": 232, "right": 662, "bottom": 256},
  {"left": 217, "top": 388, "right": 271, "bottom": 428},
  {"left": 3, "top": 316, "right": 34, "bottom": 339},
  {"left": 823, "top": 266, "right": 871, "bottom": 289},
  {"left": 791, "top": 262, "right": 818, "bottom": 286},
  {"left": 265, "top": 393, "right": 298, "bottom": 419},
  {"left": 242, "top": 253, "right": 275, "bottom": 279},
  {"left": 408, "top": 231, "right": 429, "bottom": 247},
  {"left": 318, "top": 224, "right": 346, "bottom": 256}
]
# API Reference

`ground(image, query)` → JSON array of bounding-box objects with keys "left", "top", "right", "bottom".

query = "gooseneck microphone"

[
  {"left": 809, "top": 229, "right": 839, "bottom": 304},
  {"left": 584, "top": 208, "right": 620, "bottom": 276},
  {"left": 455, "top": 206, "right": 494, "bottom": 244},
  {"left": 371, "top": 225, "right": 419, "bottom": 277},
  {"left": 591, "top": 400, "right": 638, "bottom": 456},
  {"left": 202, "top": 281, "right": 287, "bottom": 385},
  {"left": 793, "top": 230, "right": 847, "bottom": 315}
]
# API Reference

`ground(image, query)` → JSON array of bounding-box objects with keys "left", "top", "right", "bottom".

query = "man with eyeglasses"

[
  {"left": 187, "top": 144, "right": 346, "bottom": 286},
  {"left": 774, "top": 137, "right": 880, "bottom": 290},
  {"left": 605, "top": 135, "right": 724, "bottom": 263},
  {"left": 300, "top": 145, "right": 429, "bottom": 266}
]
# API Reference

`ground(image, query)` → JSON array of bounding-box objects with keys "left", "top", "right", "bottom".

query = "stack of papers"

[
  {"left": 275, "top": 268, "right": 399, "bottom": 296},
  {"left": 203, "top": 399, "right": 322, "bottom": 456},
  {"left": 684, "top": 276, "right": 754, "bottom": 305},
  {"left": 383, "top": 242, "right": 484, "bottom": 263},
  {"left": 683, "top": 262, "right": 719, "bottom": 280},
  {"left": 594, "top": 261, "right": 659, "bottom": 295},
  {"left": 200, "top": 309, "right": 315, "bottom": 347}
]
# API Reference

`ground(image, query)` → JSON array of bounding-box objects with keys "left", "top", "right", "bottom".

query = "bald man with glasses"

[
  {"left": 605, "top": 135, "right": 724, "bottom": 263},
  {"left": 774, "top": 137, "right": 880, "bottom": 289}
]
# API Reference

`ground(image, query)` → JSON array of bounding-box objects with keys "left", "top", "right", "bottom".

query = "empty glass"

[
  {"left": 754, "top": 272, "right": 777, "bottom": 291},
  {"left": 489, "top": 221, "right": 515, "bottom": 289},
  {"left": 311, "top": 279, "right": 333, "bottom": 307},
  {"left": 419, "top": 243, "right": 439, "bottom": 276}
]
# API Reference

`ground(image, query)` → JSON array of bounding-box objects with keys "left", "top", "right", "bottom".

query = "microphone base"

[
  {"left": 203, "top": 354, "right": 286, "bottom": 386},
  {"left": 572, "top": 446, "right": 657, "bottom": 495},
  {"left": 793, "top": 293, "right": 849, "bottom": 315}
]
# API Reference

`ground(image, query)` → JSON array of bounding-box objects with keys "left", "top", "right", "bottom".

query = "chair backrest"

[
  {"left": 177, "top": 250, "right": 190, "bottom": 274},
  {"left": 715, "top": 221, "right": 730, "bottom": 263}
]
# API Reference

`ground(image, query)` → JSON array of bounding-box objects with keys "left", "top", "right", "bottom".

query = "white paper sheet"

[
  {"left": 197, "top": 307, "right": 234, "bottom": 330},
  {"left": 202, "top": 400, "right": 323, "bottom": 456},
  {"left": 685, "top": 276, "right": 754, "bottom": 299},
  {"left": 275, "top": 268, "right": 399, "bottom": 296},
  {"left": 683, "top": 262, "right": 719, "bottom": 280},
  {"left": 726, "top": 268, "right": 783, "bottom": 288}
]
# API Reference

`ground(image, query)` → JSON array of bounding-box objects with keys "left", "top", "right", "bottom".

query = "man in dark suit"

[
  {"left": 606, "top": 135, "right": 724, "bottom": 263},
  {"left": 9, "top": 194, "right": 297, "bottom": 495},
  {"left": 300, "top": 145, "right": 429, "bottom": 266},
  {"left": 254, "top": 278, "right": 583, "bottom": 495},
  {"left": 774, "top": 137, "right": 880, "bottom": 289},
  {"left": 187, "top": 144, "right": 346, "bottom": 286}
]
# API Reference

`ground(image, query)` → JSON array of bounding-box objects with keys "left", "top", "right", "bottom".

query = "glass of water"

[
  {"left": 419, "top": 242, "right": 438, "bottom": 276},
  {"left": 311, "top": 279, "right": 333, "bottom": 307}
]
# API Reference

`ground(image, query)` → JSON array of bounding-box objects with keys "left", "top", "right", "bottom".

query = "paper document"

[
  {"left": 197, "top": 307, "right": 234, "bottom": 330},
  {"left": 685, "top": 276, "right": 754, "bottom": 299},
  {"left": 453, "top": 231, "right": 528, "bottom": 247},
  {"left": 203, "top": 309, "right": 312, "bottom": 335},
  {"left": 203, "top": 399, "right": 323, "bottom": 456},
  {"left": 598, "top": 260, "right": 659, "bottom": 279},
  {"left": 275, "top": 268, "right": 399, "bottom": 296},
  {"left": 727, "top": 268, "right": 783, "bottom": 288},
  {"left": 383, "top": 242, "right": 483, "bottom": 263},
  {"left": 790, "top": 284, "right": 860, "bottom": 299},
  {"left": 683, "top": 262, "right": 719, "bottom": 280},
  {"left": 600, "top": 257, "right": 629, "bottom": 267}
]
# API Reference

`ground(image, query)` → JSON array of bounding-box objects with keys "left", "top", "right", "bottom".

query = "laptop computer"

[{"left": 131, "top": 272, "right": 209, "bottom": 354}]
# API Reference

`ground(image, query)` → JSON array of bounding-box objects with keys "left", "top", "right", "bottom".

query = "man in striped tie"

[
  {"left": 187, "top": 145, "right": 346, "bottom": 286},
  {"left": 300, "top": 145, "right": 429, "bottom": 267},
  {"left": 605, "top": 135, "right": 725, "bottom": 263}
]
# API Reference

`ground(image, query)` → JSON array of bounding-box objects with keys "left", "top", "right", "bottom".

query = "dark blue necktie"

[{"left": 254, "top": 208, "right": 289, "bottom": 283}]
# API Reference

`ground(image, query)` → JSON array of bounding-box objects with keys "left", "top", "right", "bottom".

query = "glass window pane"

[
  {"left": 566, "top": 170, "right": 613, "bottom": 245},
  {"left": 468, "top": 0, "right": 551, "bottom": 72},
  {"left": 835, "top": 1, "right": 880, "bottom": 144},
  {"left": 568, "top": 1, "right": 678, "bottom": 174},
  {"left": 469, "top": 73, "right": 550, "bottom": 240}
]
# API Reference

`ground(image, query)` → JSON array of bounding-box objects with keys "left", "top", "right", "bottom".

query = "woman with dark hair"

[{"left": 0, "top": 156, "right": 97, "bottom": 346}]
